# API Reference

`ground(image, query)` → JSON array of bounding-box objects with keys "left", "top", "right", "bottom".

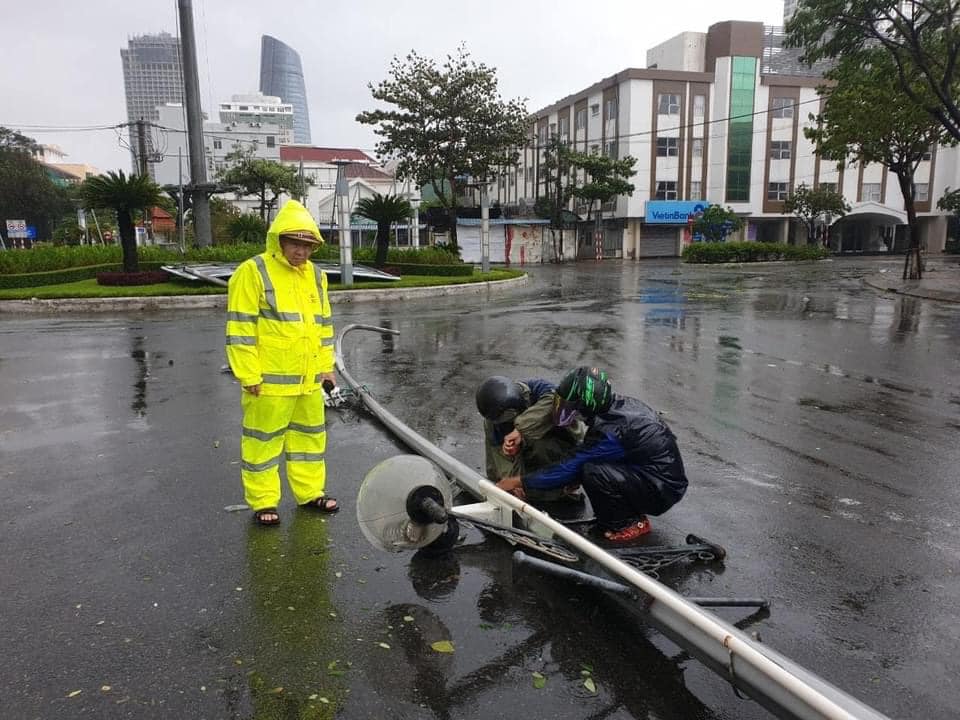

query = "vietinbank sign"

[{"left": 645, "top": 200, "right": 710, "bottom": 224}]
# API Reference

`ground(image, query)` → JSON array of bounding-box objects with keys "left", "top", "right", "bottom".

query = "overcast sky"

[{"left": 2, "top": 0, "right": 783, "bottom": 172}]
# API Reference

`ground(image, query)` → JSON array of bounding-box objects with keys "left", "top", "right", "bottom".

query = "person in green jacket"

[{"left": 475, "top": 376, "right": 584, "bottom": 503}]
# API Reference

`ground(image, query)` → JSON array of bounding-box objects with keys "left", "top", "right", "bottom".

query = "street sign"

[
  {"left": 25, "top": 226, "right": 37, "bottom": 240},
  {"left": 5, "top": 219, "right": 27, "bottom": 238}
]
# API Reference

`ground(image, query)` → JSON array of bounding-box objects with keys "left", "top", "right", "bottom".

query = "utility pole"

[
  {"left": 178, "top": 0, "right": 212, "bottom": 247},
  {"left": 135, "top": 119, "right": 148, "bottom": 177},
  {"left": 178, "top": 148, "right": 186, "bottom": 253}
]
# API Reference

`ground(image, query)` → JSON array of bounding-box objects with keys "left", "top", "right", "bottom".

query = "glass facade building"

[
  {"left": 725, "top": 56, "right": 757, "bottom": 203},
  {"left": 259, "top": 35, "right": 311, "bottom": 144}
]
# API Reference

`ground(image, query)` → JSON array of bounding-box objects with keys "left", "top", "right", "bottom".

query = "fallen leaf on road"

[
  {"left": 532, "top": 672, "right": 546, "bottom": 689},
  {"left": 431, "top": 640, "right": 455, "bottom": 654},
  {"left": 67, "top": 690, "right": 82, "bottom": 698}
]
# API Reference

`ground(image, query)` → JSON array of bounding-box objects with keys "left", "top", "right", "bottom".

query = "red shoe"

[{"left": 602, "top": 517, "right": 651, "bottom": 545}]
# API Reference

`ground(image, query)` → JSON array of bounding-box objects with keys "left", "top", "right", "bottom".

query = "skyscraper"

[
  {"left": 259, "top": 35, "right": 311, "bottom": 144},
  {"left": 121, "top": 32, "right": 184, "bottom": 177}
]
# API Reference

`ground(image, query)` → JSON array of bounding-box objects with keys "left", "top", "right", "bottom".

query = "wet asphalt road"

[{"left": 1, "top": 257, "right": 959, "bottom": 720}]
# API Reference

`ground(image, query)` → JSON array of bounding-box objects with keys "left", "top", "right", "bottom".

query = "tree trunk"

[
  {"left": 897, "top": 173, "right": 923, "bottom": 280},
  {"left": 118, "top": 209, "right": 139, "bottom": 273},
  {"left": 446, "top": 204, "right": 458, "bottom": 250},
  {"left": 375, "top": 221, "right": 390, "bottom": 267},
  {"left": 259, "top": 189, "right": 267, "bottom": 222}
]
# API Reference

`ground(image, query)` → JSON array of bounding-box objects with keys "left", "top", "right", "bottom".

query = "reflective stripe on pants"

[{"left": 240, "top": 390, "right": 327, "bottom": 511}]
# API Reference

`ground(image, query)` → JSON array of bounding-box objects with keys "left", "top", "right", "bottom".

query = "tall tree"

[
  {"left": 805, "top": 49, "right": 953, "bottom": 279},
  {"left": 357, "top": 46, "right": 529, "bottom": 250},
  {"left": 354, "top": 193, "right": 413, "bottom": 267},
  {"left": 783, "top": 183, "right": 851, "bottom": 245},
  {"left": 692, "top": 205, "right": 744, "bottom": 243},
  {"left": 0, "top": 127, "right": 71, "bottom": 242},
  {"left": 786, "top": 0, "right": 960, "bottom": 141},
  {"left": 219, "top": 148, "right": 308, "bottom": 222},
  {"left": 80, "top": 171, "right": 163, "bottom": 272},
  {"left": 570, "top": 152, "right": 636, "bottom": 253},
  {"left": 535, "top": 135, "right": 581, "bottom": 261}
]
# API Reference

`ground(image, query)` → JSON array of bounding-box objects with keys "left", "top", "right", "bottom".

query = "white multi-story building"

[
  {"left": 152, "top": 103, "right": 282, "bottom": 188},
  {"left": 218, "top": 93, "right": 295, "bottom": 145},
  {"left": 494, "top": 19, "right": 954, "bottom": 259}
]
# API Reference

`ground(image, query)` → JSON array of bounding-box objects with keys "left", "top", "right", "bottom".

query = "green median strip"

[{"left": 0, "top": 271, "right": 524, "bottom": 300}]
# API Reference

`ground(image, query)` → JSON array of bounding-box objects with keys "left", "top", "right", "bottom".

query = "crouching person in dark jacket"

[{"left": 495, "top": 367, "right": 688, "bottom": 544}]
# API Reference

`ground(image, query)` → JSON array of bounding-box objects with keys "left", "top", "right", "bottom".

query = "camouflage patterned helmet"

[{"left": 554, "top": 367, "right": 613, "bottom": 425}]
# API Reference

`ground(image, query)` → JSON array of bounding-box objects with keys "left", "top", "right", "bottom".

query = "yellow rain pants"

[{"left": 240, "top": 390, "right": 327, "bottom": 509}]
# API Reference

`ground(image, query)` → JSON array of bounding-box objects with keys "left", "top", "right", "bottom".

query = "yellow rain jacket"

[{"left": 225, "top": 201, "right": 334, "bottom": 396}]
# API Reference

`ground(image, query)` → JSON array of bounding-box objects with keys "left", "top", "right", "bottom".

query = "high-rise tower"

[
  {"left": 120, "top": 32, "right": 184, "bottom": 177},
  {"left": 259, "top": 35, "right": 311, "bottom": 144}
]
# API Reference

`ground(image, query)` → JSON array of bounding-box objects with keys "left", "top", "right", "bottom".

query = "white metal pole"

[
  {"left": 336, "top": 162, "right": 353, "bottom": 286},
  {"left": 412, "top": 203, "right": 420, "bottom": 248},
  {"left": 481, "top": 187, "right": 491, "bottom": 271},
  {"left": 178, "top": 148, "right": 186, "bottom": 252}
]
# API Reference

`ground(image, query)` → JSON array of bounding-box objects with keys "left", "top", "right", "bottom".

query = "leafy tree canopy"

[
  {"left": 786, "top": 0, "right": 960, "bottom": 141},
  {"left": 692, "top": 205, "right": 744, "bottom": 243},
  {"left": 219, "top": 148, "right": 309, "bottom": 221},
  {"left": 357, "top": 46, "right": 528, "bottom": 246},
  {"left": 783, "top": 183, "right": 851, "bottom": 241}
]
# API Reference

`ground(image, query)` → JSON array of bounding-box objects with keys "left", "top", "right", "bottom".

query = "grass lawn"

[{"left": 0, "top": 270, "right": 524, "bottom": 300}]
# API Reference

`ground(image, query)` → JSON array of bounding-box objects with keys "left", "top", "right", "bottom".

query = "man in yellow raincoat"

[{"left": 226, "top": 200, "right": 338, "bottom": 525}]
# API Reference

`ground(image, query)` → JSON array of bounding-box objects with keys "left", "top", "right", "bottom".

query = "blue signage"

[
  {"left": 25, "top": 226, "right": 37, "bottom": 239},
  {"left": 645, "top": 200, "right": 710, "bottom": 225}
]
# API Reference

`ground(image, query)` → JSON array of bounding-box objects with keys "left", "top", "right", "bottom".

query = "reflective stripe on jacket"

[{"left": 225, "top": 201, "right": 335, "bottom": 396}]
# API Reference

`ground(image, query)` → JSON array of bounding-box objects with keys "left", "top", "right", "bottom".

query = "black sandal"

[
  {"left": 253, "top": 508, "right": 280, "bottom": 526},
  {"left": 301, "top": 496, "right": 339, "bottom": 514}
]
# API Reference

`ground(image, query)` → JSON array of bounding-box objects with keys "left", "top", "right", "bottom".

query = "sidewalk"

[{"left": 863, "top": 257, "right": 960, "bottom": 304}]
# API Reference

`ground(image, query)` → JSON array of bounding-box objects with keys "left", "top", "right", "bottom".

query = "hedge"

[
  {"left": 682, "top": 242, "right": 830, "bottom": 264},
  {"left": 0, "top": 261, "right": 167, "bottom": 289}
]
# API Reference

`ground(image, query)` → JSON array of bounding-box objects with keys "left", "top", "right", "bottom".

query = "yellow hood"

[{"left": 265, "top": 200, "right": 323, "bottom": 255}]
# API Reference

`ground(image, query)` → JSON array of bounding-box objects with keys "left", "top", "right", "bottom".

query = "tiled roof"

[
  {"left": 279, "top": 146, "right": 373, "bottom": 163},
  {"left": 344, "top": 164, "right": 392, "bottom": 180}
]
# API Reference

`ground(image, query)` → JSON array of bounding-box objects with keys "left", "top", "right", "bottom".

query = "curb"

[
  {"left": 0, "top": 273, "right": 529, "bottom": 314},
  {"left": 862, "top": 275, "right": 960, "bottom": 304}
]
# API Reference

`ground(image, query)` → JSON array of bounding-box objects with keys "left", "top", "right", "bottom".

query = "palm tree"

[
  {"left": 81, "top": 170, "right": 163, "bottom": 272},
  {"left": 354, "top": 192, "right": 412, "bottom": 267}
]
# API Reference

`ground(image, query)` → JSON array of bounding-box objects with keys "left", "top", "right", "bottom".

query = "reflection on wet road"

[{"left": 1, "top": 258, "right": 957, "bottom": 719}]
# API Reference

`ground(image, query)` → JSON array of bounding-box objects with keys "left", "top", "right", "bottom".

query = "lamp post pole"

[
  {"left": 334, "top": 160, "right": 353, "bottom": 286},
  {"left": 480, "top": 182, "right": 490, "bottom": 274}
]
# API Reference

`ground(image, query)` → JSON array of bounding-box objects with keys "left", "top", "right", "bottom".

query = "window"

[
  {"left": 693, "top": 94, "right": 706, "bottom": 119},
  {"left": 819, "top": 182, "right": 837, "bottom": 194},
  {"left": 537, "top": 125, "right": 548, "bottom": 144},
  {"left": 591, "top": 144, "right": 600, "bottom": 155},
  {"left": 862, "top": 182, "right": 882, "bottom": 202},
  {"left": 767, "top": 182, "right": 789, "bottom": 201},
  {"left": 914, "top": 183, "right": 929, "bottom": 202},
  {"left": 656, "top": 137, "right": 679, "bottom": 157},
  {"left": 575, "top": 108, "right": 587, "bottom": 130},
  {"left": 558, "top": 117, "right": 569, "bottom": 138},
  {"left": 549, "top": 122, "right": 557, "bottom": 136},
  {"left": 690, "top": 181, "right": 702, "bottom": 199},
  {"left": 590, "top": 103, "right": 600, "bottom": 117},
  {"left": 655, "top": 181, "right": 678, "bottom": 200},
  {"left": 921, "top": 149, "right": 932, "bottom": 161},
  {"left": 605, "top": 98, "right": 618, "bottom": 120},
  {"left": 213, "top": 139, "right": 222, "bottom": 150},
  {"left": 525, "top": 166, "right": 534, "bottom": 182},
  {"left": 770, "top": 140, "right": 791, "bottom": 159},
  {"left": 771, "top": 97, "right": 794, "bottom": 118},
  {"left": 604, "top": 140, "right": 618, "bottom": 159},
  {"left": 498, "top": 175, "right": 506, "bottom": 189},
  {"left": 266, "top": 136, "right": 275, "bottom": 148},
  {"left": 692, "top": 138, "right": 703, "bottom": 158},
  {"left": 658, "top": 93, "right": 681, "bottom": 115}
]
